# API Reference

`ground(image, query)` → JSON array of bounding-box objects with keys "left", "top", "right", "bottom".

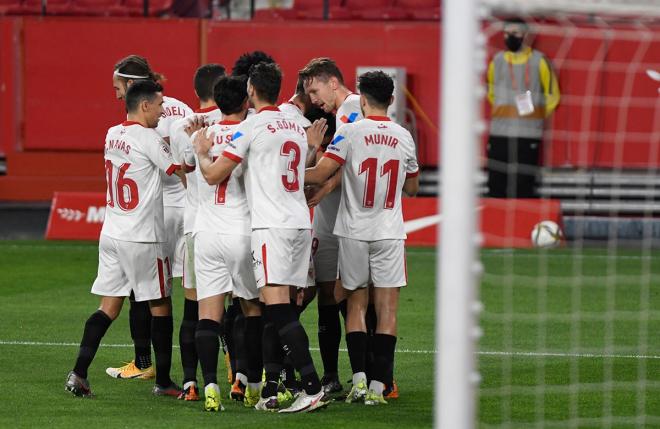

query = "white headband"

[{"left": 113, "top": 70, "right": 149, "bottom": 79}]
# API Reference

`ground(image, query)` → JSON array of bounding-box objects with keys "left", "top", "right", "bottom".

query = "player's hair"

[
  {"left": 304, "top": 108, "right": 336, "bottom": 144},
  {"left": 295, "top": 73, "right": 306, "bottom": 96},
  {"left": 213, "top": 75, "right": 248, "bottom": 116},
  {"left": 194, "top": 64, "right": 226, "bottom": 102},
  {"left": 299, "top": 57, "right": 344, "bottom": 85},
  {"left": 248, "top": 62, "right": 282, "bottom": 105},
  {"left": 125, "top": 80, "right": 163, "bottom": 113},
  {"left": 357, "top": 70, "right": 394, "bottom": 110},
  {"left": 231, "top": 50, "right": 276, "bottom": 77},
  {"left": 114, "top": 55, "right": 165, "bottom": 82}
]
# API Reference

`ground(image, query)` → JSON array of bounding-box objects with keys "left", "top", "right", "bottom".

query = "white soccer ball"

[{"left": 531, "top": 220, "right": 562, "bottom": 248}]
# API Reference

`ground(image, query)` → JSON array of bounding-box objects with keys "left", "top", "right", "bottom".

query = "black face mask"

[{"left": 505, "top": 35, "right": 524, "bottom": 52}]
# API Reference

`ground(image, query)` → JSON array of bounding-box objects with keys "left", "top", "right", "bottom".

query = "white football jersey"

[
  {"left": 279, "top": 101, "right": 312, "bottom": 128},
  {"left": 223, "top": 106, "right": 311, "bottom": 230},
  {"left": 156, "top": 95, "right": 193, "bottom": 208},
  {"left": 313, "top": 93, "right": 364, "bottom": 236},
  {"left": 102, "top": 121, "right": 179, "bottom": 243},
  {"left": 169, "top": 106, "right": 223, "bottom": 234},
  {"left": 325, "top": 116, "right": 419, "bottom": 241},
  {"left": 194, "top": 120, "right": 250, "bottom": 236}
]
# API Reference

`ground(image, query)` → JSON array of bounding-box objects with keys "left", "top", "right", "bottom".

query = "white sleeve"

[
  {"left": 222, "top": 120, "right": 252, "bottom": 163},
  {"left": 323, "top": 124, "right": 351, "bottom": 165},
  {"left": 144, "top": 133, "right": 179, "bottom": 175},
  {"left": 404, "top": 134, "right": 419, "bottom": 178}
]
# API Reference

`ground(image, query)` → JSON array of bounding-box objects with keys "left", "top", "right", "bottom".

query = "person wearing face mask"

[{"left": 486, "top": 17, "right": 560, "bottom": 198}]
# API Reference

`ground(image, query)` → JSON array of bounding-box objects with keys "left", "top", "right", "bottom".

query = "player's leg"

[
  {"left": 67, "top": 235, "right": 130, "bottom": 397},
  {"left": 239, "top": 298, "right": 263, "bottom": 406},
  {"left": 314, "top": 234, "right": 344, "bottom": 393},
  {"left": 223, "top": 296, "right": 241, "bottom": 384},
  {"left": 254, "top": 228, "right": 327, "bottom": 413},
  {"left": 178, "top": 233, "right": 200, "bottom": 401},
  {"left": 338, "top": 237, "right": 371, "bottom": 403},
  {"left": 364, "top": 239, "right": 406, "bottom": 406},
  {"left": 193, "top": 232, "right": 233, "bottom": 411},
  {"left": 486, "top": 135, "right": 508, "bottom": 198}
]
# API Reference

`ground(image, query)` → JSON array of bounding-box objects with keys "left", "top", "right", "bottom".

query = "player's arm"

[
  {"left": 145, "top": 135, "right": 181, "bottom": 177},
  {"left": 193, "top": 127, "right": 238, "bottom": 185},
  {"left": 403, "top": 136, "right": 420, "bottom": 197},
  {"left": 306, "top": 169, "right": 341, "bottom": 208},
  {"left": 305, "top": 118, "right": 328, "bottom": 167},
  {"left": 403, "top": 174, "right": 419, "bottom": 197},
  {"left": 305, "top": 156, "right": 341, "bottom": 185}
]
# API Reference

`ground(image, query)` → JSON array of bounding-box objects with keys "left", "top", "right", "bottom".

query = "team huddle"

[{"left": 64, "top": 51, "right": 419, "bottom": 414}]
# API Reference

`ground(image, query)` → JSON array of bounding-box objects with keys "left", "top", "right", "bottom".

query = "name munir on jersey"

[{"left": 102, "top": 121, "right": 180, "bottom": 243}]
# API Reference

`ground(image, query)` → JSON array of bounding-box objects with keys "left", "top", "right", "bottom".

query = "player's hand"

[
  {"left": 306, "top": 118, "right": 328, "bottom": 151},
  {"left": 305, "top": 181, "right": 330, "bottom": 208},
  {"left": 193, "top": 127, "right": 215, "bottom": 155},
  {"left": 185, "top": 116, "right": 205, "bottom": 137}
]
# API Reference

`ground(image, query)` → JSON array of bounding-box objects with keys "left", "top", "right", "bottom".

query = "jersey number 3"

[
  {"left": 105, "top": 160, "right": 139, "bottom": 211},
  {"left": 280, "top": 141, "right": 301, "bottom": 192},
  {"left": 359, "top": 158, "right": 399, "bottom": 209}
]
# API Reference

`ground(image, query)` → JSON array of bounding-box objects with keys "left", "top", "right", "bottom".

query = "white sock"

[
  {"left": 369, "top": 380, "right": 385, "bottom": 395},
  {"left": 183, "top": 380, "right": 196, "bottom": 390},
  {"left": 352, "top": 372, "right": 367, "bottom": 386},
  {"left": 236, "top": 372, "right": 248, "bottom": 386}
]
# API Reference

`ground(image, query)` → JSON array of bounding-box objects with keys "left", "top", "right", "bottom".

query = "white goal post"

[{"left": 436, "top": 1, "right": 660, "bottom": 428}]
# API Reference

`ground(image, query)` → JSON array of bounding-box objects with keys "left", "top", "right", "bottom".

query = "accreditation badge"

[{"left": 515, "top": 90, "right": 535, "bottom": 116}]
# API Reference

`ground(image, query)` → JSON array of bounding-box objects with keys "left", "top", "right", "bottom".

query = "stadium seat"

[
  {"left": 70, "top": 0, "right": 127, "bottom": 16},
  {"left": 343, "top": 0, "right": 406, "bottom": 20},
  {"left": 293, "top": 0, "right": 352, "bottom": 20},
  {"left": 124, "top": 0, "right": 173, "bottom": 16},
  {"left": 252, "top": 7, "right": 297, "bottom": 21},
  {"left": 396, "top": 0, "right": 440, "bottom": 20},
  {"left": 0, "top": 0, "right": 21, "bottom": 16},
  {"left": 19, "top": 0, "right": 73, "bottom": 15}
]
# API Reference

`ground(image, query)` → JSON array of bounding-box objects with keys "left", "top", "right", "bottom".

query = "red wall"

[{"left": 0, "top": 17, "right": 659, "bottom": 201}]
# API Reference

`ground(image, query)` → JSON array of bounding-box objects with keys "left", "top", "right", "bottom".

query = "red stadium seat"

[
  {"left": 19, "top": 0, "right": 72, "bottom": 15},
  {"left": 293, "top": 0, "right": 351, "bottom": 20},
  {"left": 0, "top": 0, "right": 21, "bottom": 16},
  {"left": 124, "top": 0, "right": 173, "bottom": 16},
  {"left": 252, "top": 7, "right": 297, "bottom": 21},
  {"left": 343, "top": 0, "right": 405, "bottom": 20},
  {"left": 70, "top": 0, "right": 127, "bottom": 16},
  {"left": 396, "top": 0, "right": 440, "bottom": 20}
]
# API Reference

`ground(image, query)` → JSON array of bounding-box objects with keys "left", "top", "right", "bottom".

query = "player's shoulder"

[
  {"left": 106, "top": 122, "right": 124, "bottom": 138},
  {"left": 163, "top": 96, "right": 193, "bottom": 113}
]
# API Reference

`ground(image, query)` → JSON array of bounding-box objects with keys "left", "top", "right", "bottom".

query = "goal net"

[{"left": 437, "top": 1, "right": 660, "bottom": 428}]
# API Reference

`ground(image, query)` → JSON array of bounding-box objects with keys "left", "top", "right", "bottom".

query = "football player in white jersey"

[
  {"left": 193, "top": 63, "right": 328, "bottom": 413},
  {"left": 300, "top": 57, "right": 364, "bottom": 394},
  {"left": 188, "top": 75, "right": 264, "bottom": 412},
  {"left": 304, "top": 71, "right": 420, "bottom": 406},
  {"left": 65, "top": 81, "right": 183, "bottom": 398},
  {"left": 168, "top": 64, "right": 226, "bottom": 402},
  {"left": 106, "top": 55, "right": 192, "bottom": 381}
]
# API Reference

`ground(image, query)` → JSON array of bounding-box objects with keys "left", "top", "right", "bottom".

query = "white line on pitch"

[{"left": 1, "top": 340, "right": 657, "bottom": 360}]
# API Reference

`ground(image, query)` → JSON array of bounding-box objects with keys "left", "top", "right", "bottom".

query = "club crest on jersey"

[{"left": 340, "top": 112, "right": 359, "bottom": 123}]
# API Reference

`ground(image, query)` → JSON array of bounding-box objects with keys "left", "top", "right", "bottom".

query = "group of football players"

[{"left": 64, "top": 50, "right": 419, "bottom": 414}]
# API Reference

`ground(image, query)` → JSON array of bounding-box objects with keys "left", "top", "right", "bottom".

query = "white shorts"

[
  {"left": 338, "top": 237, "right": 407, "bottom": 290},
  {"left": 194, "top": 232, "right": 257, "bottom": 301},
  {"left": 251, "top": 228, "right": 312, "bottom": 289},
  {"left": 312, "top": 232, "right": 339, "bottom": 283},
  {"left": 164, "top": 206, "right": 185, "bottom": 278},
  {"left": 182, "top": 233, "right": 195, "bottom": 290},
  {"left": 91, "top": 234, "right": 172, "bottom": 302}
]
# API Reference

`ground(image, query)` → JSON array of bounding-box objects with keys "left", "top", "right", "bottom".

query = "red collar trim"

[
  {"left": 218, "top": 120, "right": 241, "bottom": 125},
  {"left": 195, "top": 106, "right": 218, "bottom": 114},
  {"left": 258, "top": 106, "right": 280, "bottom": 113},
  {"left": 366, "top": 115, "right": 391, "bottom": 121},
  {"left": 122, "top": 121, "right": 142, "bottom": 127}
]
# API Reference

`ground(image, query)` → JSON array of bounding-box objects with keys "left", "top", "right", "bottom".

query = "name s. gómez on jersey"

[
  {"left": 222, "top": 106, "right": 311, "bottom": 230},
  {"left": 194, "top": 120, "right": 250, "bottom": 236},
  {"left": 323, "top": 115, "right": 419, "bottom": 241},
  {"left": 313, "top": 93, "right": 363, "bottom": 236},
  {"left": 169, "top": 106, "right": 223, "bottom": 234},
  {"left": 102, "top": 121, "right": 180, "bottom": 243},
  {"left": 156, "top": 95, "right": 193, "bottom": 208}
]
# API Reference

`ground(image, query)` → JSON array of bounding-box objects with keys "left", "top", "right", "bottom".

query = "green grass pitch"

[{"left": 0, "top": 241, "right": 658, "bottom": 428}]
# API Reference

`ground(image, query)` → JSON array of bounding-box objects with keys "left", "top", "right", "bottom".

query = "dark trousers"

[{"left": 486, "top": 135, "right": 540, "bottom": 198}]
